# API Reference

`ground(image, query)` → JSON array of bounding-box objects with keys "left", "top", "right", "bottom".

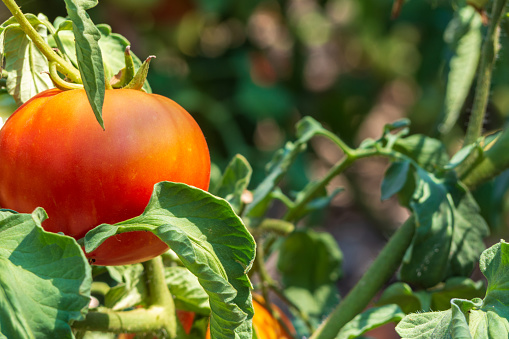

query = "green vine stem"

[
  {"left": 309, "top": 216, "right": 416, "bottom": 339},
  {"left": 283, "top": 147, "right": 403, "bottom": 222},
  {"left": 463, "top": 0, "right": 508, "bottom": 145},
  {"left": 1, "top": 0, "right": 82, "bottom": 84},
  {"left": 73, "top": 257, "right": 181, "bottom": 338}
]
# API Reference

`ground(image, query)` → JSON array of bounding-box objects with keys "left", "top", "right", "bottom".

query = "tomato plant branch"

[
  {"left": 72, "top": 306, "right": 170, "bottom": 333},
  {"left": 73, "top": 257, "right": 181, "bottom": 337},
  {"left": 283, "top": 146, "right": 403, "bottom": 222},
  {"left": 309, "top": 216, "right": 416, "bottom": 339},
  {"left": 463, "top": 0, "right": 507, "bottom": 145},
  {"left": 142, "top": 256, "right": 180, "bottom": 338},
  {"left": 1, "top": 0, "right": 82, "bottom": 83},
  {"left": 317, "top": 129, "right": 355, "bottom": 157},
  {"left": 49, "top": 62, "right": 84, "bottom": 90}
]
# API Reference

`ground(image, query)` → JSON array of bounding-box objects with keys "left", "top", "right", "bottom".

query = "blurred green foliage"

[{"left": 3, "top": 0, "right": 509, "bottom": 192}]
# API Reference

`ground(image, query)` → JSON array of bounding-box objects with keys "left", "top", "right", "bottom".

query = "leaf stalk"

[
  {"left": 1, "top": 0, "right": 82, "bottom": 84},
  {"left": 72, "top": 257, "right": 182, "bottom": 337}
]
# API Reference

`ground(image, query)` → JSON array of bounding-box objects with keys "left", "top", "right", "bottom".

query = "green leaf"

[
  {"left": 277, "top": 229, "right": 342, "bottom": 317},
  {"left": 63, "top": 0, "right": 105, "bottom": 128},
  {"left": 55, "top": 19, "right": 74, "bottom": 33},
  {"left": 376, "top": 282, "right": 423, "bottom": 314},
  {"left": 381, "top": 160, "right": 411, "bottom": 201},
  {"left": 0, "top": 208, "right": 91, "bottom": 338},
  {"left": 479, "top": 241, "right": 509, "bottom": 314},
  {"left": 400, "top": 170, "right": 489, "bottom": 288},
  {"left": 473, "top": 170, "right": 509, "bottom": 231},
  {"left": 439, "top": 6, "right": 482, "bottom": 135},
  {"left": 393, "top": 135, "right": 449, "bottom": 172},
  {"left": 104, "top": 265, "right": 211, "bottom": 314},
  {"left": 444, "top": 143, "right": 478, "bottom": 170},
  {"left": 54, "top": 22, "right": 151, "bottom": 93},
  {"left": 396, "top": 242, "right": 509, "bottom": 338},
  {"left": 211, "top": 154, "right": 252, "bottom": 214},
  {"left": 377, "top": 278, "right": 485, "bottom": 315},
  {"left": 395, "top": 309, "right": 453, "bottom": 338},
  {"left": 84, "top": 182, "right": 255, "bottom": 339},
  {"left": 165, "top": 266, "right": 210, "bottom": 315},
  {"left": 1, "top": 24, "right": 53, "bottom": 105},
  {"left": 430, "top": 277, "right": 485, "bottom": 311},
  {"left": 450, "top": 298, "right": 479, "bottom": 338},
  {"left": 384, "top": 118, "right": 411, "bottom": 132},
  {"left": 244, "top": 141, "right": 306, "bottom": 218},
  {"left": 337, "top": 304, "right": 405, "bottom": 339},
  {"left": 104, "top": 264, "right": 146, "bottom": 311}
]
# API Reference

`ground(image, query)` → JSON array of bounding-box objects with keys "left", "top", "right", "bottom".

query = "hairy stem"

[
  {"left": 142, "top": 256, "right": 179, "bottom": 338},
  {"left": 73, "top": 257, "right": 181, "bottom": 337},
  {"left": 309, "top": 217, "right": 416, "bottom": 339},
  {"left": 463, "top": 0, "right": 508, "bottom": 145},
  {"left": 1, "top": 0, "right": 82, "bottom": 83},
  {"left": 72, "top": 306, "right": 170, "bottom": 333}
]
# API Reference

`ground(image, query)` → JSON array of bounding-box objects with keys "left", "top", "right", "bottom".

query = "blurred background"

[{"left": 3, "top": 0, "right": 509, "bottom": 337}]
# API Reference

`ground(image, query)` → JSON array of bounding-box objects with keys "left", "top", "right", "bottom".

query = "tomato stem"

[
  {"left": 48, "top": 62, "right": 84, "bottom": 90},
  {"left": 1, "top": 0, "right": 82, "bottom": 84},
  {"left": 142, "top": 256, "right": 181, "bottom": 339},
  {"left": 72, "top": 306, "right": 172, "bottom": 334},
  {"left": 463, "top": 0, "right": 508, "bottom": 145},
  {"left": 72, "top": 257, "right": 185, "bottom": 337}
]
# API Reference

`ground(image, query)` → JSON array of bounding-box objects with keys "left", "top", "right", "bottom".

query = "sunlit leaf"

[
  {"left": 63, "top": 0, "right": 105, "bottom": 128},
  {"left": 0, "top": 208, "right": 91, "bottom": 338},
  {"left": 337, "top": 304, "right": 405, "bottom": 339},
  {"left": 1, "top": 24, "right": 52, "bottom": 105},
  {"left": 84, "top": 182, "right": 255, "bottom": 339},
  {"left": 400, "top": 170, "right": 489, "bottom": 288}
]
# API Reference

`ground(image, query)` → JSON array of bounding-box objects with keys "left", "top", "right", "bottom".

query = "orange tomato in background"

[{"left": 206, "top": 295, "right": 295, "bottom": 339}]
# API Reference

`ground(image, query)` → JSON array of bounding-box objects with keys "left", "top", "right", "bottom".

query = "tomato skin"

[
  {"left": 0, "top": 88, "right": 210, "bottom": 265},
  {"left": 206, "top": 296, "right": 295, "bottom": 339},
  {"left": 176, "top": 309, "right": 195, "bottom": 334}
]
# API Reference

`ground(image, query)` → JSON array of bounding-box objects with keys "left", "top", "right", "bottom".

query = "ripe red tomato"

[
  {"left": 205, "top": 295, "right": 295, "bottom": 339},
  {"left": 0, "top": 88, "right": 210, "bottom": 265}
]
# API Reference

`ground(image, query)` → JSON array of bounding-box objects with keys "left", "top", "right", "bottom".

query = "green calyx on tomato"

[{"left": 0, "top": 88, "right": 210, "bottom": 265}]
